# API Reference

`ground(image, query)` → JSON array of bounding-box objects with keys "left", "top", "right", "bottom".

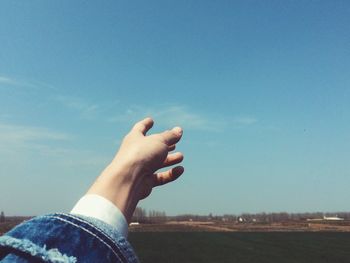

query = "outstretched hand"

[{"left": 87, "top": 118, "right": 184, "bottom": 222}]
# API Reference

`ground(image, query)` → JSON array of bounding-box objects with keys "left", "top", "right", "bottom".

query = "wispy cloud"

[
  {"left": 53, "top": 95, "right": 100, "bottom": 120},
  {"left": 0, "top": 122, "right": 71, "bottom": 152},
  {"left": 0, "top": 75, "right": 36, "bottom": 88},
  {"left": 109, "top": 105, "right": 226, "bottom": 131},
  {"left": 0, "top": 76, "right": 18, "bottom": 86},
  {"left": 1, "top": 75, "right": 103, "bottom": 121},
  {"left": 233, "top": 116, "right": 258, "bottom": 125},
  {"left": 150, "top": 105, "right": 223, "bottom": 131},
  {"left": 109, "top": 104, "right": 259, "bottom": 132},
  {"left": 0, "top": 122, "right": 109, "bottom": 169},
  {"left": 0, "top": 74, "right": 56, "bottom": 91}
]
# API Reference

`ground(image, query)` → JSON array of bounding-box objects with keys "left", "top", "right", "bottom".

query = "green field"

[{"left": 129, "top": 232, "right": 350, "bottom": 263}]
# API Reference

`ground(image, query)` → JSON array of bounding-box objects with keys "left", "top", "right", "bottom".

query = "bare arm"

[{"left": 87, "top": 118, "right": 184, "bottom": 223}]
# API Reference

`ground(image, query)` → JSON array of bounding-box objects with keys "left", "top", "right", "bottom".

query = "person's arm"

[
  {"left": 71, "top": 117, "right": 184, "bottom": 237},
  {"left": 0, "top": 118, "right": 184, "bottom": 262},
  {"left": 86, "top": 117, "right": 184, "bottom": 223}
]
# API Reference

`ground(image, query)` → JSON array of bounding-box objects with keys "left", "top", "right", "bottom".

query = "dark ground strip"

[{"left": 129, "top": 232, "right": 350, "bottom": 263}]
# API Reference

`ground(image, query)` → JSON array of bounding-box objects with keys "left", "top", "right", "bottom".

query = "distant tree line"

[
  {"left": 132, "top": 207, "right": 167, "bottom": 223},
  {"left": 132, "top": 208, "right": 350, "bottom": 224},
  {"left": 0, "top": 211, "right": 5, "bottom": 223},
  {"left": 175, "top": 212, "right": 350, "bottom": 223},
  {"left": 174, "top": 212, "right": 350, "bottom": 223}
]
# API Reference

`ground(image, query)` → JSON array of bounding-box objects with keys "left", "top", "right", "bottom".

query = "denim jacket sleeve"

[{"left": 0, "top": 213, "right": 139, "bottom": 263}]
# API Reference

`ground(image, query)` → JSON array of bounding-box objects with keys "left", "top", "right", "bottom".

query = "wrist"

[{"left": 87, "top": 162, "right": 141, "bottom": 223}]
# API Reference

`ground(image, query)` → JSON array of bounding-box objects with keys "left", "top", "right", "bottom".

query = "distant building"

[
  {"left": 323, "top": 216, "right": 344, "bottom": 221},
  {"left": 307, "top": 215, "right": 344, "bottom": 222}
]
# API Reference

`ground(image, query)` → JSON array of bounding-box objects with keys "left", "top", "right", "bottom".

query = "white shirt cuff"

[{"left": 70, "top": 194, "right": 128, "bottom": 237}]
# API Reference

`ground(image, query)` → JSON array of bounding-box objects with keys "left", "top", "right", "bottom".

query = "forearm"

[{"left": 87, "top": 162, "right": 142, "bottom": 223}]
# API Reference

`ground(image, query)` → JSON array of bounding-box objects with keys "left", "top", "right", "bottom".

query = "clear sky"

[{"left": 0, "top": 1, "right": 349, "bottom": 216}]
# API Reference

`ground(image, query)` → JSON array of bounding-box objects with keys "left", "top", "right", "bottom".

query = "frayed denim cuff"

[{"left": 0, "top": 235, "right": 77, "bottom": 263}]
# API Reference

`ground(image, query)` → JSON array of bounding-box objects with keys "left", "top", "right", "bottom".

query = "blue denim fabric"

[{"left": 0, "top": 213, "right": 139, "bottom": 263}]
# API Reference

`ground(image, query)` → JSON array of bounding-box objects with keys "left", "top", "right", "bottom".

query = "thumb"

[{"left": 131, "top": 117, "right": 154, "bottom": 135}]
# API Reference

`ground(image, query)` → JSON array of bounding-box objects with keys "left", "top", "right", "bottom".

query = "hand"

[{"left": 87, "top": 118, "right": 184, "bottom": 222}]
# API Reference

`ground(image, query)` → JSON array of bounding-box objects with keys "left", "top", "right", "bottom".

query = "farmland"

[
  {"left": 2, "top": 219, "right": 350, "bottom": 262},
  {"left": 128, "top": 221, "right": 350, "bottom": 262},
  {"left": 129, "top": 231, "right": 350, "bottom": 263}
]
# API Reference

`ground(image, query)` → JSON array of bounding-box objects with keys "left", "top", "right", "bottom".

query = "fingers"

[
  {"left": 131, "top": 117, "right": 154, "bottom": 135},
  {"left": 153, "top": 166, "right": 184, "bottom": 187},
  {"left": 168, "top": 144, "right": 176, "bottom": 151},
  {"left": 160, "top": 127, "right": 183, "bottom": 146},
  {"left": 131, "top": 119, "right": 183, "bottom": 146},
  {"left": 162, "top": 152, "right": 184, "bottom": 168}
]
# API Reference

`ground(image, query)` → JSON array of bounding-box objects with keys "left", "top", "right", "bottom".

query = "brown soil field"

[
  {"left": 2, "top": 219, "right": 350, "bottom": 235},
  {"left": 129, "top": 220, "right": 350, "bottom": 232}
]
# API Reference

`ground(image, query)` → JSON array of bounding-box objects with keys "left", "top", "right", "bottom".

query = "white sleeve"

[{"left": 70, "top": 194, "right": 128, "bottom": 238}]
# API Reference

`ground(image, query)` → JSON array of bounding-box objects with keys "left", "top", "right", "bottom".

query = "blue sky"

[{"left": 1, "top": 1, "right": 350, "bottom": 216}]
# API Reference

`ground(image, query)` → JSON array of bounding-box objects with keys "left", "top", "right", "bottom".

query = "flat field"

[
  {"left": 129, "top": 232, "right": 350, "bottom": 263},
  {"left": 3, "top": 219, "right": 350, "bottom": 262}
]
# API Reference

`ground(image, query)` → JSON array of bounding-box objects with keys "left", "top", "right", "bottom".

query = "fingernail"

[{"left": 173, "top": 127, "right": 183, "bottom": 135}]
